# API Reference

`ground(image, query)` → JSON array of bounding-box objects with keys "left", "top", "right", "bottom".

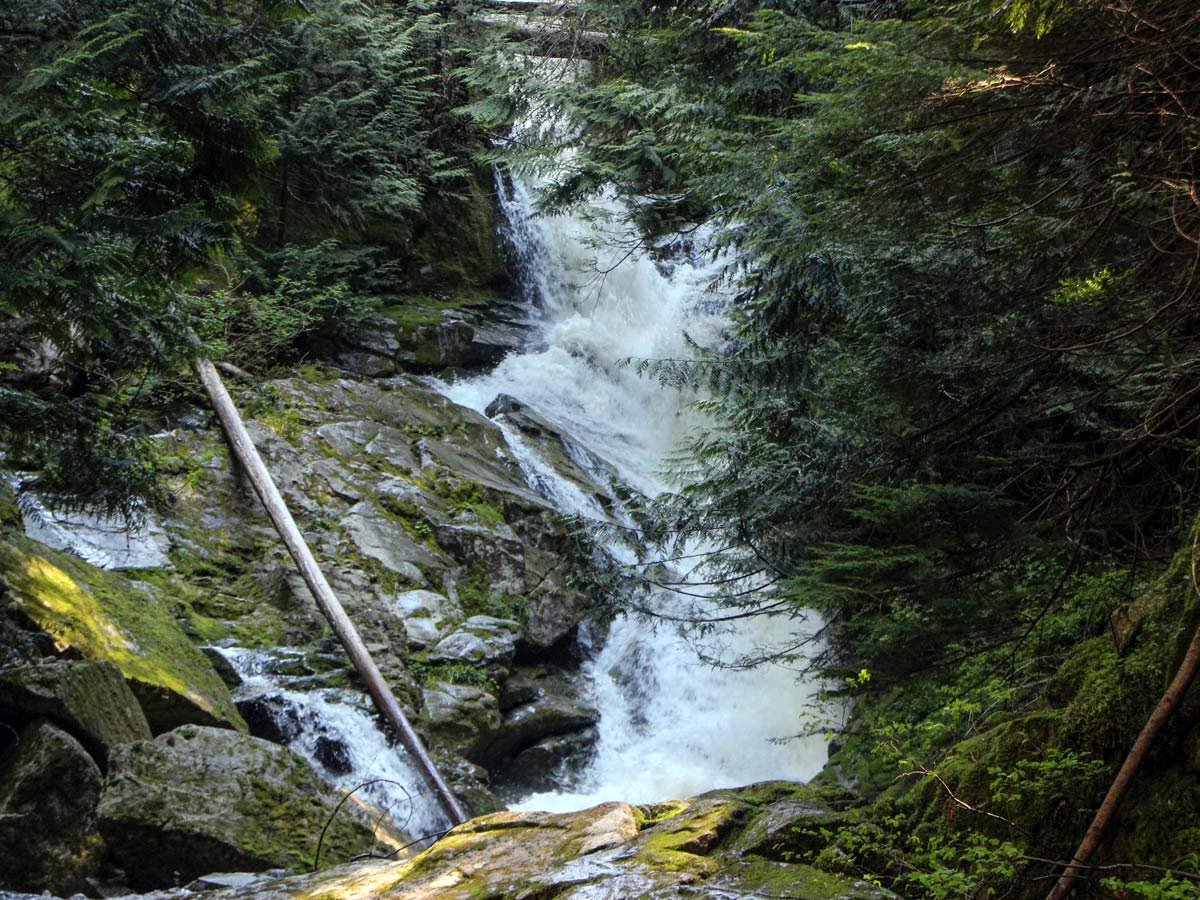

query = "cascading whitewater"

[
  {"left": 219, "top": 648, "right": 452, "bottom": 839},
  {"left": 437, "top": 173, "right": 831, "bottom": 812}
]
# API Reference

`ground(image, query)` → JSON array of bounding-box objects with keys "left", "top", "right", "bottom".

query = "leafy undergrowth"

[{"left": 810, "top": 527, "right": 1200, "bottom": 899}]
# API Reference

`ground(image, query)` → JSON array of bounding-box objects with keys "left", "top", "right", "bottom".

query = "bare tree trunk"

[
  {"left": 1045, "top": 617, "right": 1200, "bottom": 900},
  {"left": 193, "top": 357, "right": 469, "bottom": 828}
]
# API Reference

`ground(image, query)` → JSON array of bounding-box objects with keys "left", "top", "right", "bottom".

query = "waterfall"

[
  {"left": 436, "top": 174, "right": 831, "bottom": 811},
  {"left": 5, "top": 473, "right": 169, "bottom": 571}
]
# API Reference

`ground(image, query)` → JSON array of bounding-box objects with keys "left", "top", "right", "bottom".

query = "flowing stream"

[{"left": 437, "top": 175, "right": 830, "bottom": 811}]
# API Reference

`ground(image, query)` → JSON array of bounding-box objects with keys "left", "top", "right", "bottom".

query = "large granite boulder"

[
  {"left": 498, "top": 729, "right": 598, "bottom": 796},
  {"left": 391, "top": 589, "right": 461, "bottom": 650},
  {"left": 427, "top": 616, "right": 521, "bottom": 681},
  {"left": 0, "top": 533, "right": 245, "bottom": 734},
  {"left": 0, "top": 659, "right": 151, "bottom": 763},
  {"left": 489, "top": 671, "right": 598, "bottom": 792},
  {"left": 0, "top": 720, "right": 105, "bottom": 895},
  {"left": 521, "top": 584, "right": 593, "bottom": 651},
  {"left": 490, "top": 690, "right": 598, "bottom": 762},
  {"left": 97, "top": 725, "right": 410, "bottom": 888},
  {"left": 422, "top": 683, "right": 502, "bottom": 763}
]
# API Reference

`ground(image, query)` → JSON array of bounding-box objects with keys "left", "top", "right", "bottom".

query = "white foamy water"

[
  {"left": 220, "top": 648, "right": 451, "bottom": 841},
  {"left": 436, "top": 173, "right": 830, "bottom": 812}
]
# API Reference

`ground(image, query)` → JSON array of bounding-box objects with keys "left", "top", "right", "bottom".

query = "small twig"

[
  {"left": 898, "top": 762, "right": 1032, "bottom": 837},
  {"left": 314, "top": 778, "right": 412, "bottom": 872},
  {"left": 1021, "top": 855, "right": 1200, "bottom": 883},
  {"left": 348, "top": 827, "right": 457, "bottom": 863}
]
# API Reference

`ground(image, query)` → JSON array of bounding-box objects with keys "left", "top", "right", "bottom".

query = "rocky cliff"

[{"left": 0, "top": 352, "right": 626, "bottom": 894}]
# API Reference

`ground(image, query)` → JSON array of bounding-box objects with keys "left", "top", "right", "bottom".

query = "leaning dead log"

[
  {"left": 193, "top": 357, "right": 469, "bottom": 827},
  {"left": 1044, "top": 605, "right": 1200, "bottom": 899}
]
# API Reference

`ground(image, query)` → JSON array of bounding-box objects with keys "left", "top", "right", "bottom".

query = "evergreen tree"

[
  {"left": 1, "top": 0, "right": 483, "bottom": 509},
  {"left": 477, "top": 0, "right": 1200, "bottom": 679}
]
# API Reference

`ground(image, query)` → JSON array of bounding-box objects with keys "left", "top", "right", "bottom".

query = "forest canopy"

[{"left": 471, "top": 0, "right": 1200, "bottom": 682}]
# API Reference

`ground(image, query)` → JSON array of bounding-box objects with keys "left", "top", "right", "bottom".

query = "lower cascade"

[{"left": 219, "top": 647, "right": 451, "bottom": 839}]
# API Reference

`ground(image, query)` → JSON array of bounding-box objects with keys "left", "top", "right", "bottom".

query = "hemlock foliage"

[
  {"left": 0, "top": 0, "right": 485, "bottom": 508},
  {"left": 471, "top": 0, "right": 1200, "bottom": 893},
  {"left": 475, "top": 0, "right": 1200, "bottom": 675}
]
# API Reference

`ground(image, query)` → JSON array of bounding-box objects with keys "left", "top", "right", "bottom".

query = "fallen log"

[{"left": 193, "top": 356, "right": 469, "bottom": 828}]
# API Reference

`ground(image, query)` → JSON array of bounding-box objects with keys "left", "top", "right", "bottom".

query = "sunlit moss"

[{"left": 0, "top": 534, "right": 245, "bottom": 730}]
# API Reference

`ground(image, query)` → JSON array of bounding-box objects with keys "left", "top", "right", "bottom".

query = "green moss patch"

[
  {"left": 0, "top": 533, "right": 245, "bottom": 732},
  {"left": 728, "top": 859, "right": 890, "bottom": 900},
  {"left": 378, "top": 288, "right": 493, "bottom": 333}
]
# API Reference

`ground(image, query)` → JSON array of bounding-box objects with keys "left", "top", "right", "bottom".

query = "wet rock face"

[
  {"left": 0, "top": 533, "right": 245, "bottom": 735},
  {"left": 181, "top": 783, "right": 895, "bottom": 900},
  {"left": 485, "top": 393, "right": 621, "bottom": 512},
  {"left": 153, "top": 373, "right": 608, "bottom": 798},
  {"left": 423, "top": 683, "right": 503, "bottom": 763},
  {"left": 0, "top": 720, "right": 104, "bottom": 895},
  {"left": 97, "top": 725, "right": 411, "bottom": 889}
]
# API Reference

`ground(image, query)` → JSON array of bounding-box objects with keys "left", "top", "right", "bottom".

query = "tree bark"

[
  {"left": 193, "top": 356, "right": 469, "bottom": 828},
  {"left": 1045, "top": 616, "right": 1200, "bottom": 900}
]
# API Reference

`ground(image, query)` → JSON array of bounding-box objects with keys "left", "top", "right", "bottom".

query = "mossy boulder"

[
  {"left": 422, "top": 682, "right": 502, "bottom": 762},
  {"left": 0, "top": 720, "right": 105, "bottom": 895},
  {"left": 0, "top": 660, "right": 151, "bottom": 763},
  {"left": 337, "top": 291, "right": 529, "bottom": 377},
  {"left": 0, "top": 532, "right": 245, "bottom": 733},
  {"left": 182, "top": 785, "right": 893, "bottom": 900},
  {"left": 427, "top": 615, "right": 521, "bottom": 681},
  {"left": 97, "top": 725, "right": 411, "bottom": 889},
  {"left": 391, "top": 589, "right": 460, "bottom": 649}
]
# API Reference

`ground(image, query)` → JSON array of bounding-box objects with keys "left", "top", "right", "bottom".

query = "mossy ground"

[
  {"left": 817, "top": 521, "right": 1200, "bottom": 897},
  {"left": 378, "top": 288, "right": 496, "bottom": 333}
]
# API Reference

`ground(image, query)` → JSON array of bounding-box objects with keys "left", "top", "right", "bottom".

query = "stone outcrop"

[
  {"left": 153, "top": 372, "right": 608, "bottom": 803},
  {"left": 97, "top": 725, "right": 411, "bottom": 889},
  {"left": 0, "top": 363, "right": 618, "bottom": 890},
  {"left": 0, "top": 659, "right": 151, "bottom": 763},
  {"left": 0, "top": 720, "right": 105, "bottom": 895},
  {"left": 485, "top": 393, "right": 622, "bottom": 508},
  {"left": 169, "top": 784, "right": 895, "bottom": 900},
  {"left": 336, "top": 295, "right": 532, "bottom": 377},
  {"left": 423, "top": 682, "right": 503, "bottom": 762}
]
